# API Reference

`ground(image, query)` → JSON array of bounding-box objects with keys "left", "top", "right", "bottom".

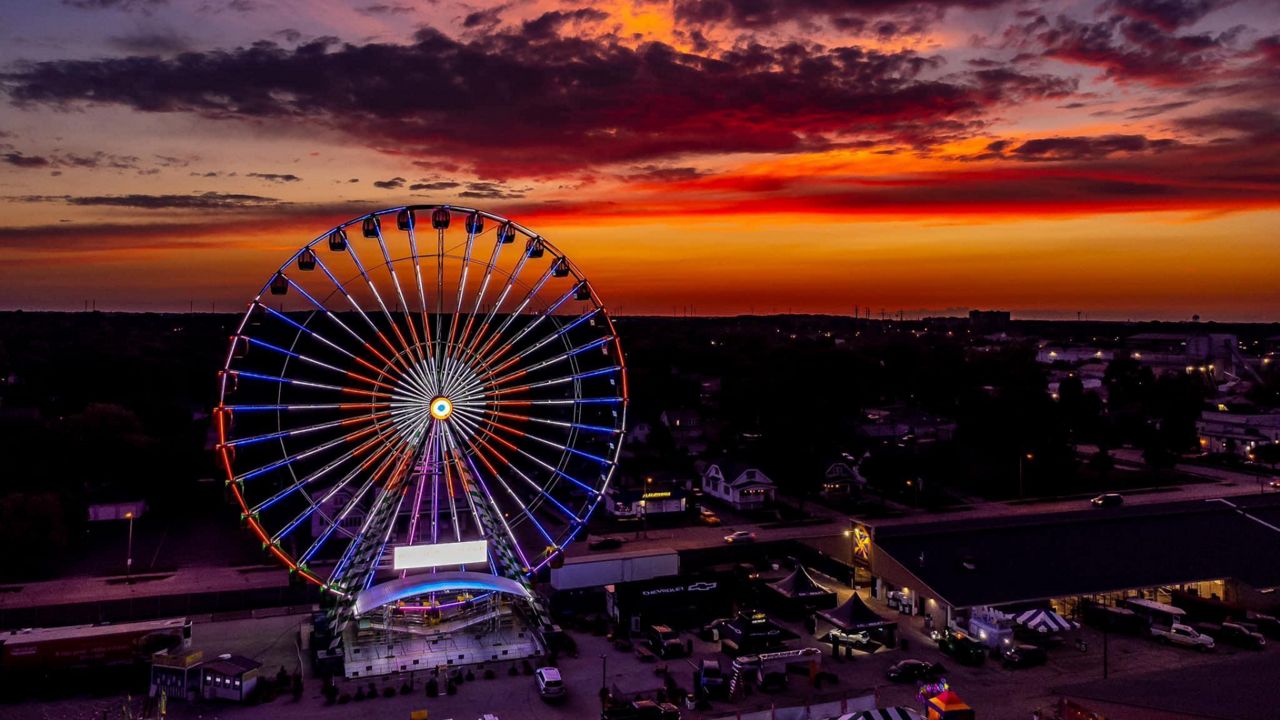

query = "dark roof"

[
  {"left": 767, "top": 566, "right": 835, "bottom": 600},
  {"left": 202, "top": 655, "right": 261, "bottom": 676},
  {"left": 873, "top": 495, "right": 1280, "bottom": 608},
  {"left": 818, "top": 594, "right": 896, "bottom": 632},
  {"left": 1055, "top": 651, "right": 1280, "bottom": 719}
]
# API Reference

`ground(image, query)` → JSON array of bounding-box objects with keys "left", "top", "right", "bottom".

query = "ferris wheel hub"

[{"left": 429, "top": 396, "right": 454, "bottom": 420}]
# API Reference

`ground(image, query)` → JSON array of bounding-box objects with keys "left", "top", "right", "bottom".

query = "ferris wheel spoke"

[
  {"left": 488, "top": 365, "right": 621, "bottom": 396},
  {"left": 256, "top": 303, "right": 395, "bottom": 383},
  {"left": 327, "top": 437, "right": 419, "bottom": 585},
  {"left": 443, "top": 217, "right": 479, "bottom": 365},
  {"left": 480, "top": 323, "right": 608, "bottom": 392},
  {"left": 230, "top": 421, "right": 383, "bottom": 483},
  {"left": 223, "top": 402, "right": 389, "bottom": 413},
  {"left": 454, "top": 233, "right": 507, "bottom": 357},
  {"left": 440, "top": 423, "right": 486, "bottom": 540},
  {"left": 251, "top": 427, "right": 399, "bottom": 515},
  {"left": 488, "top": 409, "right": 621, "bottom": 436},
  {"left": 230, "top": 370, "right": 394, "bottom": 400},
  {"left": 310, "top": 254, "right": 414, "bottom": 378},
  {"left": 441, "top": 430, "right": 464, "bottom": 543},
  {"left": 490, "top": 396, "right": 624, "bottom": 407},
  {"left": 448, "top": 418, "right": 563, "bottom": 545},
  {"left": 450, "top": 406, "right": 602, "bottom": 499},
  {"left": 240, "top": 335, "right": 400, "bottom": 393},
  {"left": 223, "top": 409, "right": 390, "bottom": 449},
  {"left": 342, "top": 230, "right": 418, "bottom": 366},
  {"left": 454, "top": 245, "right": 533, "bottom": 368},
  {"left": 476, "top": 287, "right": 585, "bottom": 377},
  {"left": 458, "top": 445, "right": 536, "bottom": 570},
  {"left": 401, "top": 424, "right": 436, "bottom": 557},
  {"left": 403, "top": 216, "right": 439, "bottom": 378},
  {"left": 453, "top": 406, "right": 612, "bottom": 472},
  {"left": 468, "top": 263, "right": 558, "bottom": 369},
  {"left": 369, "top": 218, "right": 431, "bottom": 373},
  {"left": 300, "top": 437, "right": 414, "bottom": 570},
  {"left": 282, "top": 277, "right": 404, "bottom": 380}
]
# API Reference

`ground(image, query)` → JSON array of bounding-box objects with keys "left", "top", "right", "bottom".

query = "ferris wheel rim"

[{"left": 215, "top": 204, "right": 628, "bottom": 599}]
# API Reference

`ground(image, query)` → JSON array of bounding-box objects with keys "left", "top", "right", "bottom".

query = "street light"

[
  {"left": 124, "top": 511, "right": 135, "bottom": 583},
  {"left": 1018, "top": 453, "right": 1034, "bottom": 499},
  {"left": 600, "top": 653, "right": 608, "bottom": 690}
]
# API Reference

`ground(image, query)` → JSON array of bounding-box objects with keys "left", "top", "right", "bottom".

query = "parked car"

[
  {"left": 885, "top": 659, "right": 946, "bottom": 683},
  {"left": 1245, "top": 613, "right": 1280, "bottom": 640},
  {"left": 1091, "top": 493, "right": 1124, "bottom": 508},
  {"left": 1151, "top": 623, "right": 1215, "bottom": 651},
  {"left": 1195, "top": 622, "right": 1266, "bottom": 650},
  {"left": 1001, "top": 644, "right": 1048, "bottom": 669},
  {"left": 936, "top": 630, "right": 986, "bottom": 666},
  {"left": 535, "top": 666, "right": 566, "bottom": 701},
  {"left": 588, "top": 537, "right": 625, "bottom": 551},
  {"left": 646, "top": 624, "right": 685, "bottom": 658},
  {"left": 724, "top": 530, "right": 756, "bottom": 544}
]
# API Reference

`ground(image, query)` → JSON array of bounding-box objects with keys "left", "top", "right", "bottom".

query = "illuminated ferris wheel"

[{"left": 214, "top": 205, "right": 627, "bottom": 616}]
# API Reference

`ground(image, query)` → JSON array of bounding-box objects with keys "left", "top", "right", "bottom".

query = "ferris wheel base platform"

[{"left": 340, "top": 610, "right": 543, "bottom": 678}]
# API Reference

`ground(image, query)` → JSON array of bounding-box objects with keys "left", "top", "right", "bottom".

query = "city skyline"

[{"left": 1, "top": 0, "right": 1278, "bottom": 320}]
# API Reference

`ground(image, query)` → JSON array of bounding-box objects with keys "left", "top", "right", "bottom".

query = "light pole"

[
  {"left": 1018, "top": 453, "right": 1034, "bottom": 499},
  {"left": 125, "top": 511, "right": 135, "bottom": 583},
  {"left": 600, "top": 653, "right": 607, "bottom": 690}
]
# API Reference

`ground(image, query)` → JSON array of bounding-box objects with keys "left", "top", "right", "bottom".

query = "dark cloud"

[
  {"left": 3, "top": 152, "right": 49, "bottom": 168},
  {"left": 1011, "top": 12, "right": 1241, "bottom": 84},
  {"left": 462, "top": 6, "right": 505, "bottom": 29},
  {"left": 62, "top": 0, "right": 167, "bottom": 11},
  {"left": 521, "top": 9, "right": 608, "bottom": 40},
  {"left": 622, "top": 165, "right": 711, "bottom": 182},
  {"left": 357, "top": 4, "right": 415, "bottom": 15},
  {"left": 154, "top": 154, "right": 197, "bottom": 167},
  {"left": 1176, "top": 108, "right": 1280, "bottom": 142},
  {"left": 671, "top": 0, "right": 1009, "bottom": 30},
  {"left": 409, "top": 180, "right": 461, "bottom": 191},
  {"left": 1122, "top": 99, "right": 1196, "bottom": 118},
  {"left": 7, "top": 191, "right": 280, "bottom": 209},
  {"left": 373, "top": 176, "right": 406, "bottom": 189},
  {"left": 107, "top": 30, "right": 192, "bottom": 55},
  {"left": 273, "top": 28, "right": 303, "bottom": 43},
  {"left": 1, "top": 28, "right": 1080, "bottom": 176},
  {"left": 1104, "top": 0, "right": 1234, "bottom": 31},
  {"left": 458, "top": 181, "right": 528, "bottom": 199},
  {"left": 2, "top": 149, "right": 139, "bottom": 170},
  {"left": 247, "top": 171, "right": 302, "bottom": 182},
  {"left": 1007, "top": 134, "right": 1182, "bottom": 160}
]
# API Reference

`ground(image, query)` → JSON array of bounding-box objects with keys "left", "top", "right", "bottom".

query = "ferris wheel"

[{"left": 214, "top": 205, "right": 627, "bottom": 612}]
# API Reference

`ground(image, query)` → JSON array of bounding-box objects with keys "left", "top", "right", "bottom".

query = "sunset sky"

[{"left": 1, "top": 0, "right": 1277, "bottom": 319}]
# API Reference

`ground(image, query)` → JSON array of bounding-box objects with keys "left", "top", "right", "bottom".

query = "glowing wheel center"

[{"left": 429, "top": 396, "right": 454, "bottom": 421}]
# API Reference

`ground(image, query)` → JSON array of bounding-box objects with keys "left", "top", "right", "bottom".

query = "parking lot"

[{"left": 5, "top": 579, "right": 1275, "bottom": 720}]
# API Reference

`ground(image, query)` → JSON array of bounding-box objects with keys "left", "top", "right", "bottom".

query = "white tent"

[
  {"left": 1015, "top": 608, "right": 1078, "bottom": 633},
  {"left": 829, "top": 708, "right": 923, "bottom": 720}
]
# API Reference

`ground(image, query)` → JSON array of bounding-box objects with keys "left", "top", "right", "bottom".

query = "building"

[
  {"left": 858, "top": 406, "right": 956, "bottom": 444},
  {"left": 1036, "top": 346, "right": 1111, "bottom": 365},
  {"left": 150, "top": 648, "right": 204, "bottom": 701},
  {"left": 660, "top": 408, "right": 709, "bottom": 455},
  {"left": 701, "top": 463, "right": 776, "bottom": 509},
  {"left": 199, "top": 654, "right": 261, "bottom": 702},
  {"left": 820, "top": 458, "right": 868, "bottom": 497},
  {"left": 1196, "top": 409, "right": 1280, "bottom": 456},
  {"left": 1125, "top": 332, "right": 1246, "bottom": 380},
  {"left": 605, "top": 478, "right": 689, "bottom": 518},
  {"left": 853, "top": 495, "right": 1280, "bottom": 630}
]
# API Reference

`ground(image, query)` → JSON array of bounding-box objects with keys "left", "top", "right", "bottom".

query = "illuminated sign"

[
  {"left": 642, "top": 491, "right": 672, "bottom": 500},
  {"left": 393, "top": 540, "right": 488, "bottom": 570}
]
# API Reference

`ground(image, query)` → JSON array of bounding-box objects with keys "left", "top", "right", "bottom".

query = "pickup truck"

[{"left": 1151, "top": 623, "right": 1215, "bottom": 651}]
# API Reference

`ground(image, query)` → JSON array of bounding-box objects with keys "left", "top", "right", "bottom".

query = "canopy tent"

[
  {"left": 719, "top": 610, "right": 800, "bottom": 655},
  {"left": 832, "top": 708, "right": 923, "bottom": 720},
  {"left": 766, "top": 565, "right": 838, "bottom": 610},
  {"left": 1015, "top": 607, "right": 1078, "bottom": 634},
  {"left": 817, "top": 594, "right": 897, "bottom": 634}
]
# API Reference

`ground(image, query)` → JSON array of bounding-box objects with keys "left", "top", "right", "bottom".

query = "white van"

[{"left": 535, "top": 666, "right": 566, "bottom": 701}]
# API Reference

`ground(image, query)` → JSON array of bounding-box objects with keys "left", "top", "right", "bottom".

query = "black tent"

[
  {"left": 719, "top": 610, "right": 799, "bottom": 655},
  {"left": 815, "top": 594, "right": 897, "bottom": 651},
  {"left": 765, "top": 565, "right": 838, "bottom": 612}
]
